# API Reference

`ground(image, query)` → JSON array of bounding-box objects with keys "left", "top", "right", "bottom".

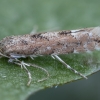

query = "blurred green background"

[{"left": 0, "top": 0, "right": 100, "bottom": 100}]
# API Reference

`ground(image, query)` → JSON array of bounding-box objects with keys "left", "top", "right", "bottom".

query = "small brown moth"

[{"left": 0, "top": 26, "right": 100, "bottom": 85}]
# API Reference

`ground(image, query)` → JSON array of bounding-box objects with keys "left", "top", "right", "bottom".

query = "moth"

[{"left": 0, "top": 26, "right": 100, "bottom": 85}]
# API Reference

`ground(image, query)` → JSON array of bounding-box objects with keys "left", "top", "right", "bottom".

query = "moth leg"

[
  {"left": 52, "top": 55, "right": 87, "bottom": 79},
  {"left": 51, "top": 55, "right": 55, "bottom": 59},
  {"left": 29, "top": 56, "right": 49, "bottom": 82},
  {"left": 0, "top": 52, "right": 10, "bottom": 58},
  {"left": 30, "top": 56, "right": 34, "bottom": 60},
  {"left": 14, "top": 61, "right": 32, "bottom": 86},
  {"left": 29, "top": 55, "right": 37, "bottom": 60},
  {"left": 29, "top": 63, "right": 49, "bottom": 82},
  {"left": 0, "top": 52, "right": 49, "bottom": 85},
  {"left": 14, "top": 59, "right": 49, "bottom": 84},
  {"left": 21, "top": 61, "right": 32, "bottom": 86},
  {"left": 30, "top": 25, "right": 38, "bottom": 35}
]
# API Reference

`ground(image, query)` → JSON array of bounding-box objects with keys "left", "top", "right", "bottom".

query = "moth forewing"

[{"left": 0, "top": 26, "right": 100, "bottom": 85}]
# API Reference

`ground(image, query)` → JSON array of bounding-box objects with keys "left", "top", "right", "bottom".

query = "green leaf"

[
  {"left": 0, "top": 51, "right": 100, "bottom": 100},
  {"left": 0, "top": 0, "right": 100, "bottom": 100}
]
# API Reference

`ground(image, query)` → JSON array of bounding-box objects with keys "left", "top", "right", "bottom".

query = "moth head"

[
  {"left": 0, "top": 40, "right": 4, "bottom": 57},
  {"left": 0, "top": 40, "right": 4, "bottom": 53}
]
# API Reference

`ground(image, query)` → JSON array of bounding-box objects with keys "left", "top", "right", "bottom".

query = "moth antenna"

[{"left": 52, "top": 55, "right": 87, "bottom": 79}]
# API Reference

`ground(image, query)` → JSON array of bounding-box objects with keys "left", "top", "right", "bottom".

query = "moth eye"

[{"left": 0, "top": 42, "right": 3, "bottom": 46}]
